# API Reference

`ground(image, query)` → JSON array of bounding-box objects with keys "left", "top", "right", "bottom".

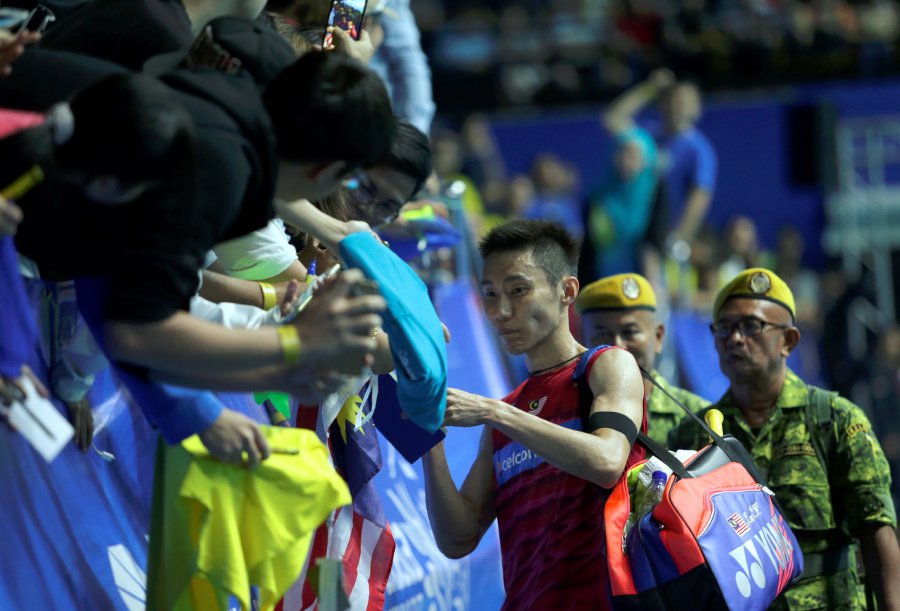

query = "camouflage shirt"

[
  {"left": 646, "top": 370, "right": 709, "bottom": 447},
  {"left": 668, "top": 369, "right": 896, "bottom": 610}
]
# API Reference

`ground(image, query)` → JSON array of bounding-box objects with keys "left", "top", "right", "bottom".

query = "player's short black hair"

[{"left": 479, "top": 219, "right": 578, "bottom": 284}]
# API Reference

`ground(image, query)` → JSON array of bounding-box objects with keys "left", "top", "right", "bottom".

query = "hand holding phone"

[
  {"left": 323, "top": 0, "right": 368, "bottom": 46},
  {"left": 325, "top": 26, "right": 376, "bottom": 64}
]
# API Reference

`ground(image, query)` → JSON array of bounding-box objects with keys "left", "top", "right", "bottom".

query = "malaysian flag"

[
  {"left": 280, "top": 381, "right": 395, "bottom": 611},
  {"left": 728, "top": 513, "right": 751, "bottom": 537}
]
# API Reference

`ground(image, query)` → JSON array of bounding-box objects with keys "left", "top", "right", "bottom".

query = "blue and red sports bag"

[{"left": 574, "top": 357, "right": 804, "bottom": 610}]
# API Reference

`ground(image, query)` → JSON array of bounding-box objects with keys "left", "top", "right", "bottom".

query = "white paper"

[{"left": 7, "top": 375, "right": 74, "bottom": 462}]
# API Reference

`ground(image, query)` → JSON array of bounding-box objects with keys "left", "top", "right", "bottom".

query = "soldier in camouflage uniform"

[
  {"left": 576, "top": 273, "right": 708, "bottom": 446},
  {"left": 668, "top": 267, "right": 900, "bottom": 609}
]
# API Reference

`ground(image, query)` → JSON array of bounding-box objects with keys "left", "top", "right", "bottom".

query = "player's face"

[
  {"left": 581, "top": 309, "right": 661, "bottom": 372},
  {"left": 481, "top": 249, "right": 565, "bottom": 356},
  {"left": 713, "top": 299, "right": 793, "bottom": 384}
]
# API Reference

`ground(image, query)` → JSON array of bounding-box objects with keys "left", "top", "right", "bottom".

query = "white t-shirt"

[
  {"left": 209, "top": 218, "right": 298, "bottom": 281},
  {"left": 189, "top": 295, "right": 276, "bottom": 330}
]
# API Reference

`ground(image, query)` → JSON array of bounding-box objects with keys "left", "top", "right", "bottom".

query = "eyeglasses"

[
  {"left": 709, "top": 317, "right": 789, "bottom": 340},
  {"left": 344, "top": 175, "right": 402, "bottom": 225}
]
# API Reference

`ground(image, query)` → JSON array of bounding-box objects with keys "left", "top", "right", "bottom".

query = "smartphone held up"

[{"left": 323, "top": 0, "right": 368, "bottom": 47}]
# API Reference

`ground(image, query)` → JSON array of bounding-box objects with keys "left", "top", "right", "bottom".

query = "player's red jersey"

[{"left": 491, "top": 346, "right": 647, "bottom": 610}]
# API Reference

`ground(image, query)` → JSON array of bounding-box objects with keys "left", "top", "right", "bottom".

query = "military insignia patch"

[
  {"left": 846, "top": 422, "right": 868, "bottom": 438},
  {"left": 748, "top": 272, "right": 771, "bottom": 294},
  {"left": 622, "top": 277, "right": 641, "bottom": 300}
]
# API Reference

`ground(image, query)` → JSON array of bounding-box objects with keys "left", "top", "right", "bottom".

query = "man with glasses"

[{"left": 669, "top": 267, "right": 900, "bottom": 609}]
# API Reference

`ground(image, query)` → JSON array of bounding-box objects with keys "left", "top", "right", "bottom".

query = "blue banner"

[
  {"left": 0, "top": 360, "right": 270, "bottom": 610},
  {"left": 376, "top": 427, "right": 505, "bottom": 611},
  {"left": 0, "top": 275, "right": 510, "bottom": 610}
]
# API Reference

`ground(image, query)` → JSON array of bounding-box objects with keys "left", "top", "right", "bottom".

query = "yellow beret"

[
  {"left": 713, "top": 267, "right": 796, "bottom": 320},
  {"left": 576, "top": 273, "right": 656, "bottom": 313}
]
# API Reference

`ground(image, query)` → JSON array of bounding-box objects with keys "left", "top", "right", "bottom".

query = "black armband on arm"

[{"left": 587, "top": 411, "right": 638, "bottom": 445}]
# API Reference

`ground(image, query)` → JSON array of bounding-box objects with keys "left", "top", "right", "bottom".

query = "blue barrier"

[{"left": 0, "top": 277, "right": 510, "bottom": 610}]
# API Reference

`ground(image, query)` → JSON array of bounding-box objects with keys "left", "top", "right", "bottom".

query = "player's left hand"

[{"left": 443, "top": 388, "right": 499, "bottom": 428}]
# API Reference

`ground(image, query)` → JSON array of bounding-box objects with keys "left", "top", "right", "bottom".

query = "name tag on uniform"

[
  {"left": 774, "top": 443, "right": 816, "bottom": 459},
  {"left": 6, "top": 376, "right": 74, "bottom": 462}
]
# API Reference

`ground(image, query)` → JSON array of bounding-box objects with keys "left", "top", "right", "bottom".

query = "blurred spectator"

[
  {"left": 857, "top": 0, "right": 900, "bottom": 77},
  {"left": 431, "top": 127, "right": 490, "bottom": 236},
  {"left": 658, "top": 222, "right": 721, "bottom": 312},
  {"left": 655, "top": 77, "right": 716, "bottom": 244},
  {"left": 603, "top": 68, "right": 717, "bottom": 247},
  {"left": 870, "top": 325, "right": 900, "bottom": 508},
  {"left": 459, "top": 113, "right": 507, "bottom": 209},
  {"left": 580, "top": 121, "right": 662, "bottom": 281},
  {"left": 775, "top": 224, "right": 821, "bottom": 330},
  {"left": 501, "top": 174, "right": 536, "bottom": 220},
  {"left": 718, "top": 215, "right": 773, "bottom": 283},
  {"left": 368, "top": 0, "right": 436, "bottom": 134},
  {"left": 524, "top": 152, "right": 582, "bottom": 240},
  {"left": 773, "top": 224, "right": 823, "bottom": 384},
  {"left": 421, "top": 0, "right": 900, "bottom": 112},
  {"left": 431, "top": 119, "right": 508, "bottom": 236}
]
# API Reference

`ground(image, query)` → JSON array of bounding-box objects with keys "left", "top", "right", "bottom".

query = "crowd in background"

[{"left": 414, "top": 0, "right": 900, "bottom": 111}]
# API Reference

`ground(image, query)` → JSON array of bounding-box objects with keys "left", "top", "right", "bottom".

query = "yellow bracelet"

[
  {"left": 277, "top": 325, "right": 301, "bottom": 364},
  {"left": 260, "top": 282, "right": 278, "bottom": 310}
]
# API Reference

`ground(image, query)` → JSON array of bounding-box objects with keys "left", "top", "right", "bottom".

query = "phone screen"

[
  {"left": 15, "top": 5, "right": 55, "bottom": 34},
  {"left": 323, "top": 0, "right": 367, "bottom": 45}
]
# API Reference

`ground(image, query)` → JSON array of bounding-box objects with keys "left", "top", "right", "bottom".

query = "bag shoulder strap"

[
  {"left": 572, "top": 345, "right": 611, "bottom": 426},
  {"left": 806, "top": 385, "right": 838, "bottom": 473},
  {"left": 636, "top": 431, "right": 690, "bottom": 479}
]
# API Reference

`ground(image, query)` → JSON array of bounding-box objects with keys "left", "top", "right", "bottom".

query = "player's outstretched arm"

[
  {"left": 444, "top": 348, "right": 643, "bottom": 489},
  {"left": 422, "top": 426, "right": 497, "bottom": 559}
]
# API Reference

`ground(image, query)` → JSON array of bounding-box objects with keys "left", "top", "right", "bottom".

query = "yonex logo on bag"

[
  {"left": 728, "top": 514, "right": 796, "bottom": 598},
  {"left": 729, "top": 540, "right": 766, "bottom": 597},
  {"left": 752, "top": 516, "right": 795, "bottom": 574}
]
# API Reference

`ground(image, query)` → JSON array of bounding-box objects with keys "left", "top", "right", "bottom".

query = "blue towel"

[{"left": 339, "top": 232, "right": 447, "bottom": 433}]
